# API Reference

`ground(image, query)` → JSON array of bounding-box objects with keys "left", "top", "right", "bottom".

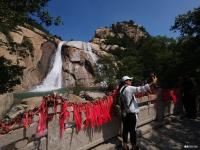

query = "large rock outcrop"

[
  {"left": 91, "top": 21, "right": 147, "bottom": 52},
  {"left": 62, "top": 41, "right": 99, "bottom": 87},
  {"left": 0, "top": 21, "right": 147, "bottom": 91}
]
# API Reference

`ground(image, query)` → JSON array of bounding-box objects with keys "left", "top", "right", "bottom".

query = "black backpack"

[{"left": 118, "top": 86, "right": 134, "bottom": 117}]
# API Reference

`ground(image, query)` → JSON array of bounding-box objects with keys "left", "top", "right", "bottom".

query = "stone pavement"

[
  {"left": 138, "top": 116, "right": 200, "bottom": 150},
  {"left": 91, "top": 115, "right": 200, "bottom": 150}
]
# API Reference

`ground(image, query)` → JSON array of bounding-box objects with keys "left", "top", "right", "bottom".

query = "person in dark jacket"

[{"left": 181, "top": 75, "right": 197, "bottom": 119}]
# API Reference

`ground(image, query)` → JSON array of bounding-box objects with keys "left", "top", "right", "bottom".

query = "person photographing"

[{"left": 119, "top": 75, "right": 158, "bottom": 150}]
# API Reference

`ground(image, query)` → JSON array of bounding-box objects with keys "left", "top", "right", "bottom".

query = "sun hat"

[{"left": 122, "top": 76, "right": 133, "bottom": 82}]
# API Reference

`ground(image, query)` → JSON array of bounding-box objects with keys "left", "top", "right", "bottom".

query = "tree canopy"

[
  {"left": 171, "top": 6, "right": 200, "bottom": 79},
  {"left": 0, "top": 0, "right": 62, "bottom": 33},
  {"left": 97, "top": 6, "right": 200, "bottom": 88},
  {"left": 171, "top": 7, "right": 200, "bottom": 38},
  {"left": 97, "top": 23, "right": 178, "bottom": 88},
  {"left": 0, "top": 57, "right": 24, "bottom": 93}
]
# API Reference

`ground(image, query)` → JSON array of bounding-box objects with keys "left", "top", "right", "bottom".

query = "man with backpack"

[{"left": 119, "top": 75, "right": 157, "bottom": 150}]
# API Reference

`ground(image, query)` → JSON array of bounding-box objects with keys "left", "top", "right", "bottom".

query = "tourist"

[
  {"left": 119, "top": 75, "right": 157, "bottom": 150},
  {"left": 181, "top": 74, "right": 197, "bottom": 119}
]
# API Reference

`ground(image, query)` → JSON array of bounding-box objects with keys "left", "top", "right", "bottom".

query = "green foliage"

[
  {"left": 104, "top": 36, "right": 122, "bottom": 46},
  {"left": 21, "top": 37, "right": 34, "bottom": 57},
  {"left": 171, "top": 7, "right": 200, "bottom": 79},
  {"left": 105, "top": 35, "right": 138, "bottom": 48},
  {"left": 117, "top": 55, "right": 144, "bottom": 83},
  {"left": 171, "top": 7, "right": 200, "bottom": 37},
  {"left": 95, "top": 55, "right": 118, "bottom": 87},
  {"left": 138, "top": 36, "right": 178, "bottom": 87},
  {"left": 0, "top": 0, "right": 63, "bottom": 33},
  {"left": 99, "top": 21, "right": 178, "bottom": 87},
  {"left": 7, "top": 37, "right": 34, "bottom": 59},
  {"left": 100, "top": 8, "right": 200, "bottom": 88},
  {"left": 26, "top": 19, "right": 50, "bottom": 34},
  {"left": 0, "top": 57, "right": 25, "bottom": 94},
  {"left": 105, "top": 20, "right": 148, "bottom": 49},
  {"left": 111, "top": 20, "right": 148, "bottom": 35},
  {"left": 52, "top": 35, "right": 62, "bottom": 40},
  {"left": 72, "top": 86, "right": 82, "bottom": 95}
]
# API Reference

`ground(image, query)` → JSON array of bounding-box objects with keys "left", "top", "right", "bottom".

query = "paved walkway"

[
  {"left": 92, "top": 115, "right": 200, "bottom": 150},
  {"left": 138, "top": 116, "right": 200, "bottom": 150}
]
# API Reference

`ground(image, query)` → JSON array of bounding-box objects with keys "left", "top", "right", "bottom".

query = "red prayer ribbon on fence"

[
  {"left": 0, "top": 92, "right": 116, "bottom": 136},
  {"left": 37, "top": 98, "right": 48, "bottom": 136},
  {"left": 59, "top": 100, "right": 70, "bottom": 138}
]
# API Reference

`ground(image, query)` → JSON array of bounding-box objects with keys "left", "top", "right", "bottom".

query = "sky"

[{"left": 46, "top": 0, "right": 200, "bottom": 42}]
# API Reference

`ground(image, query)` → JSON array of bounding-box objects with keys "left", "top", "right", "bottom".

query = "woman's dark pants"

[{"left": 122, "top": 112, "right": 137, "bottom": 145}]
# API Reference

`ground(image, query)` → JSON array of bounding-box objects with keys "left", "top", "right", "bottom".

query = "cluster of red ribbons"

[
  {"left": 0, "top": 93, "right": 115, "bottom": 138},
  {"left": 59, "top": 95, "right": 114, "bottom": 137},
  {"left": 162, "top": 89, "right": 180, "bottom": 104},
  {"left": 0, "top": 108, "right": 38, "bottom": 134}
]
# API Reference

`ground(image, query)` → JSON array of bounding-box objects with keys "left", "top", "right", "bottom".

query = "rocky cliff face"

[
  {"left": 62, "top": 41, "right": 111, "bottom": 87},
  {"left": 62, "top": 42, "right": 95, "bottom": 87},
  {"left": 0, "top": 26, "right": 58, "bottom": 91},
  {"left": 0, "top": 21, "right": 147, "bottom": 92},
  {"left": 91, "top": 21, "right": 147, "bottom": 52},
  {"left": 60, "top": 22, "right": 147, "bottom": 87}
]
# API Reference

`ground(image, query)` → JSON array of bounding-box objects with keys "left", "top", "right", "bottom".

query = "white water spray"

[
  {"left": 83, "top": 42, "right": 98, "bottom": 63},
  {"left": 31, "top": 41, "right": 66, "bottom": 92}
]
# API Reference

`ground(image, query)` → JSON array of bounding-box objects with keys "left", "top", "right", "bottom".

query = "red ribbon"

[
  {"left": 37, "top": 98, "right": 48, "bottom": 136},
  {"left": 73, "top": 104, "right": 82, "bottom": 132},
  {"left": 105, "top": 96, "right": 112, "bottom": 122},
  {"left": 59, "top": 101, "right": 70, "bottom": 138},
  {"left": 95, "top": 102, "right": 102, "bottom": 127},
  {"left": 84, "top": 103, "right": 93, "bottom": 128},
  {"left": 23, "top": 112, "right": 29, "bottom": 128},
  {"left": 0, "top": 92, "right": 115, "bottom": 136}
]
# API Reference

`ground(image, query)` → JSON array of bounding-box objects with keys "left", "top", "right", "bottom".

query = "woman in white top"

[{"left": 120, "top": 75, "right": 157, "bottom": 150}]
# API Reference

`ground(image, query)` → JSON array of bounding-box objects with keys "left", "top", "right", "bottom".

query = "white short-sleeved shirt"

[{"left": 120, "top": 84, "right": 150, "bottom": 113}]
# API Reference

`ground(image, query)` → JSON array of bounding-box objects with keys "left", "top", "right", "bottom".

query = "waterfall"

[
  {"left": 31, "top": 41, "right": 66, "bottom": 92},
  {"left": 83, "top": 42, "right": 107, "bottom": 87},
  {"left": 83, "top": 42, "right": 98, "bottom": 63}
]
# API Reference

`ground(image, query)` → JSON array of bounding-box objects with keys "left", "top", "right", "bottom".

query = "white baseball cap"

[{"left": 122, "top": 76, "right": 133, "bottom": 82}]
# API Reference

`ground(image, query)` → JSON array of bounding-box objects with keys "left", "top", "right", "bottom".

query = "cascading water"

[
  {"left": 83, "top": 42, "right": 98, "bottom": 63},
  {"left": 83, "top": 42, "right": 107, "bottom": 87},
  {"left": 31, "top": 41, "right": 66, "bottom": 92}
]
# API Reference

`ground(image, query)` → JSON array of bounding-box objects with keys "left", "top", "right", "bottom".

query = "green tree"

[
  {"left": 171, "top": 7, "right": 200, "bottom": 37},
  {"left": 0, "top": 0, "right": 62, "bottom": 33},
  {"left": 138, "top": 36, "right": 178, "bottom": 87},
  {"left": 100, "top": 22, "right": 178, "bottom": 87},
  {"left": 95, "top": 55, "right": 118, "bottom": 89},
  {"left": 0, "top": 57, "right": 25, "bottom": 94},
  {"left": 171, "top": 7, "right": 200, "bottom": 77}
]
